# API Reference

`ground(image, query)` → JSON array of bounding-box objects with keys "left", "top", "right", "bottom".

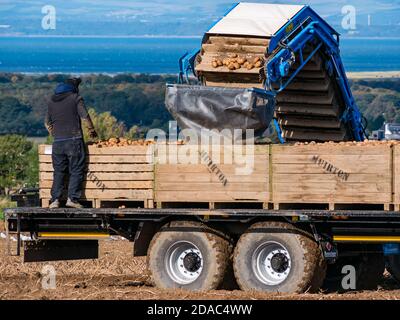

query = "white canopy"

[{"left": 207, "top": 3, "right": 305, "bottom": 37}]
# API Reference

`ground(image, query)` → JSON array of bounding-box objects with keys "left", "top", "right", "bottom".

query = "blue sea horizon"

[{"left": 0, "top": 36, "right": 399, "bottom": 74}]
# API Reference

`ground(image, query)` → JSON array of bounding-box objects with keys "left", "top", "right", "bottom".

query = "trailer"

[
  {"left": 5, "top": 141, "right": 400, "bottom": 293},
  {"left": 3, "top": 2, "right": 399, "bottom": 294},
  {"left": 4, "top": 205, "right": 400, "bottom": 293}
]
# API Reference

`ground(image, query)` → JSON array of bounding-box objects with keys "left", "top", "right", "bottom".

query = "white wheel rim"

[
  {"left": 252, "top": 241, "right": 292, "bottom": 286},
  {"left": 165, "top": 241, "right": 203, "bottom": 285}
]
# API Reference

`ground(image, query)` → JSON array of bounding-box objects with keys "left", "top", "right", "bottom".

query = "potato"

[
  {"left": 228, "top": 63, "right": 236, "bottom": 70},
  {"left": 255, "top": 61, "right": 263, "bottom": 68},
  {"left": 228, "top": 53, "right": 238, "bottom": 58},
  {"left": 253, "top": 57, "right": 262, "bottom": 64},
  {"left": 212, "top": 61, "right": 218, "bottom": 68},
  {"left": 246, "top": 63, "right": 254, "bottom": 70},
  {"left": 237, "top": 57, "right": 247, "bottom": 65},
  {"left": 234, "top": 62, "right": 241, "bottom": 70}
]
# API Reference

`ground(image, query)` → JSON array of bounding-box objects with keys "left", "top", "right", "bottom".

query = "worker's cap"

[{"left": 65, "top": 77, "right": 82, "bottom": 89}]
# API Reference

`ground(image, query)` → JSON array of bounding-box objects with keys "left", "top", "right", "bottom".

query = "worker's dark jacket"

[
  {"left": 45, "top": 84, "right": 94, "bottom": 203},
  {"left": 45, "top": 85, "right": 93, "bottom": 140}
]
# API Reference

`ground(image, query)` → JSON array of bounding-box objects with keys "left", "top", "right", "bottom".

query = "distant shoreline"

[
  {"left": 347, "top": 71, "right": 400, "bottom": 79},
  {"left": 0, "top": 35, "right": 400, "bottom": 40},
  {"left": 0, "top": 34, "right": 203, "bottom": 39},
  {"left": 3, "top": 71, "right": 400, "bottom": 79}
]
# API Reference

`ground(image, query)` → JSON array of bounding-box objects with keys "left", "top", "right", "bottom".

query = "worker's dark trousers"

[{"left": 51, "top": 138, "right": 86, "bottom": 203}]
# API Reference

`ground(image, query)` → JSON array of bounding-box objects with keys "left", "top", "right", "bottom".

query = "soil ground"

[{"left": 1, "top": 225, "right": 400, "bottom": 300}]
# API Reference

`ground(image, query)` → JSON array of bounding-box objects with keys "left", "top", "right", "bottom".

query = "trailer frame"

[{"left": 5, "top": 207, "right": 400, "bottom": 260}]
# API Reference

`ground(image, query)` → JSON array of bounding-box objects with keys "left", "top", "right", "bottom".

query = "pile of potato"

[
  {"left": 92, "top": 138, "right": 187, "bottom": 148},
  {"left": 211, "top": 54, "right": 264, "bottom": 71},
  {"left": 93, "top": 138, "right": 154, "bottom": 148},
  {"left": 293, "top": 140, "right": 400, "bottom": 147}
]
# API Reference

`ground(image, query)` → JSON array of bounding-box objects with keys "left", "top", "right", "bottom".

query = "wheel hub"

[
  {"left": 270, "top": 252, "right": 289, "bottom": 273},
  {"left": 253, "top": 242, "right": 292, "bottom": 286},
  {"left": 183, "top": 252, "right": 202, "bottom": 273},
  {"left": 165, "top": 241, "right": 204, "bottom": 285}
]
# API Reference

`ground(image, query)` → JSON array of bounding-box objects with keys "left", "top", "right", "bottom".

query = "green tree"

[
  {"left": 125, "top": 125, "right": 140, "bottom": 139},
  {"left": 0, "top": 135, "right": 33, "bottom": 194},
  {"left": 24, "top": 143, "right": 39, "bottom": 188},
  {"left": 83, "top": 108, "right": 126, "bottom": 141}
]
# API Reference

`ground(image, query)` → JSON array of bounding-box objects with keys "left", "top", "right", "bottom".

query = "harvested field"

[{"left": 1, "top": 235, "right": 400, "bottom": 300}]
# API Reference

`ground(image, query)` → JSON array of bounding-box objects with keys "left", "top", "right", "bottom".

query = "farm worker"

[{"left": 45, "top": 78, "right": 98, "bottom": 209}]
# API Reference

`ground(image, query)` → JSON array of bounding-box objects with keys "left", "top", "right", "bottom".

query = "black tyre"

[
  {"left": 323, "top": 245, "right": 385, "bottom": 292},
  {"left": 147, "top": 220, "right": 231, "bottom": 291},
  {"left": 387, "top": 255, "right": 400, "bottom": 283},
  {"left": 233, "top": 221, "right": 325, "bottom": 293}
]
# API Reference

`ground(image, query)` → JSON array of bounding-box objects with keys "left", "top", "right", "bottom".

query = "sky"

[{"left": 0, "top": 0, "right": 399, "bottom": 36}]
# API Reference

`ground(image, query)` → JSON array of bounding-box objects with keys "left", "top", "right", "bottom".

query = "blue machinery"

[{"left": 178, "top": 5, "right": 367, "bottom": 143}]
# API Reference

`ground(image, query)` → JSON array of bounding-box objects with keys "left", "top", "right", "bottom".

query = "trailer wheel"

[
  {"left": 387, "top": 255, "right": 400, "bottom": 283},
  {"left": 233, "top": 221, "right": 324, "bottom": 293},
  {"left": 147, "top": 221, "right": 230, "bottom": 291}
]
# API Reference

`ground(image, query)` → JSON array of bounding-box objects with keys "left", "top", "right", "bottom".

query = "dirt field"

[{"left": 1, "top": 228, "right": 400, "bottom": 301}]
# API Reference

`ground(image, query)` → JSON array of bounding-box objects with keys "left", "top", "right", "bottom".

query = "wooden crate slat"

[
  {"left": 272, "top": 164, "right": 387, "bottom": 174},
  {"left": 195, "top": 65, "right": 262, "bottom": 75},
  {"left": 39, "top": 154, "right": 152, "bottom": 164},
  {"left": 39, "top": 145, "right": 152, "bottom": 155},
  {"left": 272, "top": 193, "right": 392, "bottom": 203},
  {"left": 40, "top": 180, "right": 153, "bottom": 189},
  {"left": 272, "top": 182, "right": 391, "bottom": 193},
  {"left": 155, "top": 191, "right": 268, "bottom": 202},
  {"left": 40, "top": 189, "right": 153, "bottom": 200},
  {"left": 156, "top": 182, "right": 268, "bottom": 192},
  {"left": 207, "top": 36, "right": 270, "bottom": 46},
  {"left": 202, "top": 43, "right": 267, "bottom": 54},
  {"left": 154, "top": 145, "right": 269, "bottom": 156},
  {"left": 394, "top": 145, "right": 400, "bottom": 204},
  {"left": 274, "top": 173, "right": 391, "bottom": 183},
  {"left": 155, "top": 164, "right": 268, "bottom": 174},
  {"left": 153, "top": 156, "right": 268, "bottom": 165},
  {"left": 272, "top": 144, "right": 391, "bottom": 154},
  {"left": 271, "top": 154, "right": 390, "bottom": 165},
  {"left": 205, "top": 81, "right": 264, "bottom": 89},
  {"left": 40, "top": 163, "right": 154, "bottom": 172},
  {"left": 40, "top": 172, "right": 154, "bottom": 181},
  {"left": 156, "top": 172, "right": 267, "bottom": 183}
]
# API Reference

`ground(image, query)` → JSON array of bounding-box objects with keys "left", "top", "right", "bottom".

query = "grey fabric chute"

[{"left": 165, "top": 84, "right": 275, "bottom": 140}]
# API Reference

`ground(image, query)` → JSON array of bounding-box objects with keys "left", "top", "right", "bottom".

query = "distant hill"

[
  {"left": 0, "top": 73, "right": 399, "bottom": 137},
  {"left": 0, "top": 0, "right": 399, "bottom": 37}
]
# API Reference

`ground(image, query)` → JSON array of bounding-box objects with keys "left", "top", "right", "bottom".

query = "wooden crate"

[
  {"left": 271, "top": 144, "right": 393, "bottom": 210},
  {"left": 154, "top": 144, "right": 395, "bottom": 210},
  {"left": 154, "top": 145, "right": 269, "bottom": 208},
  {"left": 195, "top": 35, "right": 270, "bottom": 89},
  {"left": 39, "top": 145, "right": 154, "bottom": 208},
  {"left": 393, "top": 145, "right": 400, "bottom": 211}
]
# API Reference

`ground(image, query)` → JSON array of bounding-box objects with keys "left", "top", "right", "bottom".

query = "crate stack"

[{"left": 39, "top": 142, "right": 400, "bottom": 211}]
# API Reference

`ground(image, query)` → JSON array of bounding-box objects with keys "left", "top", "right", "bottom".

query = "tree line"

[{"left": 1, "top": 73, "right": 400, "bottom": 138}]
